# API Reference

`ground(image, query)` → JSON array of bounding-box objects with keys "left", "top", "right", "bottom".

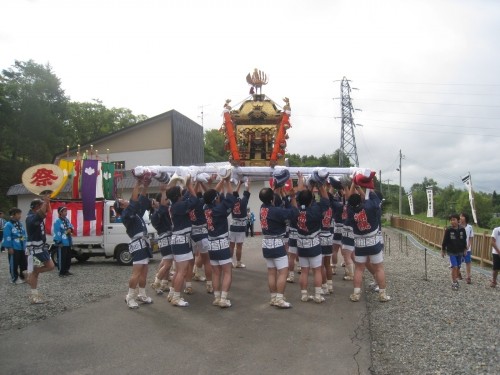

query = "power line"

[
  {"left": 355, "top": 97, "right": 500, "bottom": 108},
  {"left": 354, "top": 80, "right": 500, "bottom": 87},
  {"left": 362, "top": 118, "right": 498, "bottom": 131},
  {"left": 372, "top": 89, "right": 500, "bottom": 97},
  {"left": 360, "top": 124, "right": 500, "bottom": 137},
  {"left": 366, "top": 109, "right": 500, "bottom": 121}
]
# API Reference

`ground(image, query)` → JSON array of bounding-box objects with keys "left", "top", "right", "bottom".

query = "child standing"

[
  {"left": 441, "top": 214, "right": 467, "bottom": 291},
  {"left": 490, "top": 226, "right": 500, "bottom": 288}
]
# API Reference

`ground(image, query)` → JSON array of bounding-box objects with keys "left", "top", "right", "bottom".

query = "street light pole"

[{"left": 398, "top": 149, "right": 403, "bottom": 215}]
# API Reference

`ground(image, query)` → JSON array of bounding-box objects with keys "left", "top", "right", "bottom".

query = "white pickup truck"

[{"left": 46, "top": 200, "right": 157, "bottom": 265}]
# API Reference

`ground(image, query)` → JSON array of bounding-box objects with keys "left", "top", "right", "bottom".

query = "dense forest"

[{"left": 2, "top": 60, "right": 500, "bottom": 227}]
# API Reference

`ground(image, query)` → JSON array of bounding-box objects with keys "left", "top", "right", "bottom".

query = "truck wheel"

[
  {"left": 116, "top": 245, "right": 133, "bottom": 266},
  {"left": 74, "top": 254, "right": 90, "bottom": 263}
]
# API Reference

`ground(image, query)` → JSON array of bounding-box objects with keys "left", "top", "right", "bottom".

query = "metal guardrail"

[{"left": 390, "top": 216, "right": 493, "bottom": 267}]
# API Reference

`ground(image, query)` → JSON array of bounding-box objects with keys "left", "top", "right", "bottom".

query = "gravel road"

[{"left": 0, "top": 227, "right": 498, "bottom": 374}]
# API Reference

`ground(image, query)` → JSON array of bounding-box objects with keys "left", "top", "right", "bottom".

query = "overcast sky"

[{"left": 2, "top": 0, "right": 499, "bottom": 193}]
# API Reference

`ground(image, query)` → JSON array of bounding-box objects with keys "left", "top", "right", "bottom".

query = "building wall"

[
  {"left": 92, "top": 119, "right": 173, "bottom": 153},
  {"left": 172, "top": 111, "right": 204, "bottom": 165},
  {"left": 109, "top": 149, "right": 173, "bottom": 170}
]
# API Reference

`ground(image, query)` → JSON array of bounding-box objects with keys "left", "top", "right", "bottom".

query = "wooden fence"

[{"left": 390, "top": 216, "right": 493, "bottom": 267}]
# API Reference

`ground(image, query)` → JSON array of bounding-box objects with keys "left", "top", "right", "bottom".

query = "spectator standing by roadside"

[
  {"left": 3, "top": 208, "right": 27, "bottom": 284},
  {"left": 0, "top": 211, "right": 6, "bottom": 252},
  {"left": 490, "top": 226, "right": 500, "bottom": 288},
  {"left": 459, "top": 212, "right": 474, "bottom": 284},
  {"left": 246, "top": 208, "right": 255, "bottom": 237},
  {"left": 52, "top": 206, "right": 74, "bottom": 277},
  {"left": 441, "top": 214, "right": 467, "bottom": 291}
]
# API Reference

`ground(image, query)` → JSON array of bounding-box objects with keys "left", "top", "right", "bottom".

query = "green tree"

[
  {"left": 0, "top": 60, "right": 147, "bottom": 210},
  {"left": 286, "top": 153, "right": 302, "bottom": 166},
  {"left": 64, "top": 101, "right": 146, "bottom": 147},
  {"left": 204, "top": 129, "right": 227, "bottom": 162},
  {"left": 434, "top": 184, "right": 460, "bottom": 218},
  {"left": 0, "top": 60, "right": 69, "bottom": 209},
  {"left": 406, "top": 177, "right": 440, "bottom": 216},
  {"left": 1, "top": 60, "right": 69, "bottom": 164},
  {"left": 285, "top": 150, "right": 350, "bottom": 168},
  {"left": 473, "top": 192, "right": 494, "bottom": 228},
  {"left": 492, "top": 191, "right": 500, "bottom": 212}
]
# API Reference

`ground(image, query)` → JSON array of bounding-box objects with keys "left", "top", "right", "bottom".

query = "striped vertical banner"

[{"left": 46, "top": 201, "right": 103, "bottom": 236}]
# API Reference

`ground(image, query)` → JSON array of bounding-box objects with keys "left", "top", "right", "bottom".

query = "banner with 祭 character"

[{"left": 22, "top": 164, "right": 65, "bottom": 196}]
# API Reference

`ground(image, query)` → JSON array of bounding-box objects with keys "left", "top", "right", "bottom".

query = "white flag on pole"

[
  {"left": 426, "top": 187, "right": 434, "bottom": 218},
  {"left": 407, "top": 192, "right": 415, "bottom": 216},
  {"left": 461, "top": 172, "right": 478, "bottom": 224}
]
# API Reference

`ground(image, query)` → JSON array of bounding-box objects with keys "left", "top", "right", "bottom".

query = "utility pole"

[
  {"left": 198, "top": 104, "right": 209, "bottom": 127},
  {"left": 384, "top": 179, "right": 392, "bottom": 197},
  {"left": 398, "top": 149, "right": 405, "bottom": 215}
]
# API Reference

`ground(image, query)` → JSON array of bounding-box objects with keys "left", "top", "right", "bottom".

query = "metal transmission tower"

[{"left": 339, "top": 77, "right": 359, "bottom": 167}]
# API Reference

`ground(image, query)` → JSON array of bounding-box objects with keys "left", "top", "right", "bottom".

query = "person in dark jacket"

[
  {"left": 203, "top": 175, "right": 236, "bottom": 308},
  {"left": 259, "top": 185, "right": 298, "bottom": 308},
  {"left": 25, "top": 195, "right": 55, "bottom": 304},
  {"left": 441, "top": 213, "right": 467, "bottom": 291},
  {"left": 115, "top": 177, "right": 153, "bottom": 309}
]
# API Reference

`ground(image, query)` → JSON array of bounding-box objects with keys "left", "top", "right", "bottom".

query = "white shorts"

[
  {"left": 265, "top": 255, "right": 288, "bottom": 270},
  {"left": 229, "top": 231, "right": 246, "bottom": 244},
  {"left": 162, "top": 254, "right": 174, "bottom": 261},
  {"left": 192, "top": 238, "right": 210, "bottom": 254},
  {"left": 173, "top": 252, "right": 194, "bottom": 262},
  {"left": 342, "top": 245, "right": 354, "bottom": 252},
  {"left": 355, "top": 251, "right": 384, "bottom": 265},
  {"left": 210, "top": 258, "right": 233, "bottom": 266},
  {"left": 287, "top": 246, "right": 297, "bottom": 255},
  {"left": 132, "top": 258, "right": 149, "bottom": 265},
  {"left": 298, "top": 254, "right": 323, "bottom": 269}
]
